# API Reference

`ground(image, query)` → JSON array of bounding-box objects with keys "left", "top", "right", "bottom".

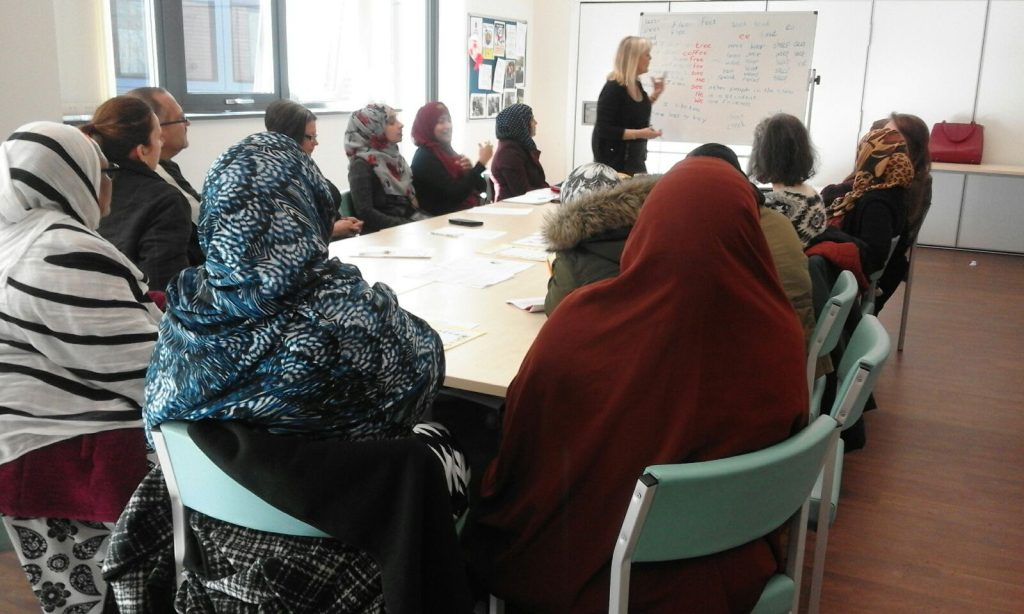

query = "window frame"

[{"left": 157, "top": 0, "right": 290, "bottom": 114}]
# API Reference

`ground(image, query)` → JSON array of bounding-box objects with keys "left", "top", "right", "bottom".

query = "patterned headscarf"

[
  {"left": 412, "top": 101, "right": 465, "bottom": 180},
  {"left": 145, "top": 131, "right": 443, "bottom": 441},
  {"left": 495, "top": 103, "right": 537, "bottom": 151},
  {"left": 560, "top": 162, "right": 621, "bottom": 205},
  {"left": 0, "top": 121, "right": 103, "bottom": 285},
  {"left": 345, "top": 104, "right": 416, "bottom": 202},
  {"left": 828, "top": 128, "right": 914, "bottom": 218}
]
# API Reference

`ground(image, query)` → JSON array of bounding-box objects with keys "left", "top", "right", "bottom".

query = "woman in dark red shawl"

[
  {"left": 462, "top": 156, "right": 808, "bottom": 613},
  {"left": 410, "top": 101, "right": 492, "bottom": 215}
]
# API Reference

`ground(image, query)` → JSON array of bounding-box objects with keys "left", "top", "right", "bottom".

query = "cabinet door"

[
  {"left": 957, "top": 175, "right": 1024, "bottom": 253},
  {"left": 918, "top": 171, "right": 963, "bottom": 247}
]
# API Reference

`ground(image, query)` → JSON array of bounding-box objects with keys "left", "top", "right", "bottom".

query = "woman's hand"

[
  {"left": 628, "top": 127, "right": 663, "bottom": 141},
  {"left": 332, "top": 216, "right": 364, "bottom": 239},
  {"left": 457, "top": 156, "right": 473, "bottom": 171},
  {"left": 478, "top": 141, "right": 494, "bottom": 166},
  {"left": 651, "top": 74, "right": 666, "bottom": 102}
]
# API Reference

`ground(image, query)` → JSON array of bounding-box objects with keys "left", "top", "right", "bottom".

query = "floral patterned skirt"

[{"left": 0, "top": 515, "right": 115, "bottom": 614}]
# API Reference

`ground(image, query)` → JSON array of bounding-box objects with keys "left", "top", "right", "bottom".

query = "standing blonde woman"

[{"left": 592, "top": 36, "right": 666, "bottom": 174}]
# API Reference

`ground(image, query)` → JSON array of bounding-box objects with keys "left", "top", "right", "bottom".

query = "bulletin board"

[{"left": 467, "top": 15, "right": 528, "bottom": 120}]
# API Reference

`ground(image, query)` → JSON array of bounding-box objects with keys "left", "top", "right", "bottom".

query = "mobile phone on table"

[{"left": 449, "top": 218, "right": 483, "bottom": 227}]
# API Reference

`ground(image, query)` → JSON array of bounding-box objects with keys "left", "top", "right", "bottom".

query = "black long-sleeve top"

[
  {"left": 347, "top": 157, "right": 418, "bottom": 234},
  {"left": 411, "top": 146, "right": 486, "bottom": 216},
  {"left": 97, "top": 158, "right": 197, "bottom": 291},
  {"left": 838, "top": 187, "right": 908, "bottom": 275},
  {"left": 592, "top": 80, "right": 652, "bottom": 174}
]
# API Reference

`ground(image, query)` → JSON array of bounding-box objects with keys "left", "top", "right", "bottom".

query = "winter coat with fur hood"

[{"left": 541, "top": 174, "right": 659, "bottom": 314}]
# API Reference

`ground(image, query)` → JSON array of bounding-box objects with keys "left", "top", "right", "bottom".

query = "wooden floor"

[{"left": 2, "top": 247, "right": 1022, "bottom": 613}]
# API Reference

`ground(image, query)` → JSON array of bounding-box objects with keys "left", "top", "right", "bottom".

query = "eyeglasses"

[
  {"left": 101, "top": 162, "right": 122, "bottom": 180},
  {"left": 160, "top": 116, "right": 190, "bottom": 126},
  {"left": 304, "top": 133, "right": 318, "bottom": 141}
]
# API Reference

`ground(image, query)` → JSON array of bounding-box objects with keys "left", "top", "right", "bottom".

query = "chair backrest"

[
  {"left": 339, "top": 190, "right": 355, "bottom": 217},
  {"left": 617, "top": 415, "right": 838, "bottom": 564},
  {"left": 829, "top": 315, "right": 892, "bottom": 430},
  {"left": 861, "top": 235, "right": 901, "bottom": 316},
  {"left": 152, "top": 421, "right": 329, "bottom": 537},
  {"left": 807, "top": 270, "right": 859, "bottom": 395}
]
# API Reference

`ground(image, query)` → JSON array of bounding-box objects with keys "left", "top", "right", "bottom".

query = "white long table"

[{"left": 327, "top": 202, "right": 555, "bottom": 397}]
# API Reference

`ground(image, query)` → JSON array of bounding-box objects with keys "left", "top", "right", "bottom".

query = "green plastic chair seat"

[{"left": 609, "top": 415, "right": 840, "bottom": 614}]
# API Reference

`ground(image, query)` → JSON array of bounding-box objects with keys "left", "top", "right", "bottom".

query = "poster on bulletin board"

[{"left": 468, "top": 15, "right": 527, "bottom": 120}]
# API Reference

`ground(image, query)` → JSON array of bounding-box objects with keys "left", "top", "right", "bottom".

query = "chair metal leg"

[
  {"left": 787, "top": 500, "right": 811, "bottom": 614},
  {"left": 151, "top": 430, "right": 186, "bottom": 588},
  {"left": 897, "top": 244, "right": 918, "bottom": 352},
  {"left": 808, "top": 434, "right": 839, "bottom": 614},
  {"left": 488, "top": 595, "right": 505, "bottom": 614}
]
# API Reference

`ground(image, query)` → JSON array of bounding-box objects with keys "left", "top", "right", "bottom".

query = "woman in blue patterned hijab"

[{"left": 144, "top": 131, "right": 444, "bottom": 441}]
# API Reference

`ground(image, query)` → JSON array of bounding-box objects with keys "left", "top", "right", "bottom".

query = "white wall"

[
  {"left": 5, "top": 0, "right": 1020, "bottom": 192},
  {"left": 554, "top": 0, "right": 1024, "bottom": 185},
  {"left": 0, "top": 0, "right": 63, "bottom": 138}
]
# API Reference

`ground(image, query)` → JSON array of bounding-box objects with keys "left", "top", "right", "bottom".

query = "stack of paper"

[{"left": 501, "top": 187, "right": 559, "bottom": 204}]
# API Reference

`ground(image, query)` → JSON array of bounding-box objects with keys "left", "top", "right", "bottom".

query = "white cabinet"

[
  {"left": 959, "top": 175, "right": 1024, "bottom": 253},
  {"left": 919, "top": 171, "right": 963, "bottom": 247},
  {"left": 919, "top": 164, "right": 1024, "bottom": 254}
]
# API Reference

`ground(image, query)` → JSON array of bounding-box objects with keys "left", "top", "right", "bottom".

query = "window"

[
  {"left": 110, "top": 0, "right": 159, "bottom": 93},
  {"left": 105, "top": 0, "right": 435, "bottom": 115},
  {"left": 160, "top": 0, "right": 284, "bottom": 112}
]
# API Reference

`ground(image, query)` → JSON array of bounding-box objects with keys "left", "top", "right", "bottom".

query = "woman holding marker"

[{"left": 592, "top": 36, "right": 666, "bottom": 175}]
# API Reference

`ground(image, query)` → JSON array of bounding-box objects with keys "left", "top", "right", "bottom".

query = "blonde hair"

[{"left": 607, "top": 36, "right": 651, "bottom": 101}]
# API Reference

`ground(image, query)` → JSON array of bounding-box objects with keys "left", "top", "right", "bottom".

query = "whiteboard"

[{"left": 640, "top": 11, "right": 817, "bottom": 145}]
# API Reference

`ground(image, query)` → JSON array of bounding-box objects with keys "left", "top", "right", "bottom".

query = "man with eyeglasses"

[{"left": 127, "top": 87, "right": 204, "bottom": 268}]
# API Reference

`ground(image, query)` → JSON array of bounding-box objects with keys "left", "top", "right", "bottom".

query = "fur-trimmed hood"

[{"left": 542, "top": 174, "right": 660, "bottom": 251}]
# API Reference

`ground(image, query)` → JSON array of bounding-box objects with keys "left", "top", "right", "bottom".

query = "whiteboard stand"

[{"left": 805, "top": 69, "right": 822, "bottom": 131}]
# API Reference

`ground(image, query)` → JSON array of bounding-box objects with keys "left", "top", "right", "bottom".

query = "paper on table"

[
  {"left": 430, "top": 227, "right": 506, "bottom": 240},
  {"left": 353, "top": 247, "right": 434, "bottom": 258},
  {"left": 512, "top": 232, "right": 548, "bottom": 248},
  {"left": 471, "top": 207, "right": 533, "bottom": 216},
  {"left": 482, "top": 244, "right": 547, "bottom": 262},
  {"left": 501, "top": 187, "right": 558, "bottom": 204},
  {"left": 408, "top": 256, "right": 533, "bottom": 288},
  {"left": 507, "top": 296, "right": 546, "bottom": 313},
  {"left": 428, "top": 321, "right": 485, "bottom": 351}
]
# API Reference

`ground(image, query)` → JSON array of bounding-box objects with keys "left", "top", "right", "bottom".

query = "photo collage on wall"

[{"left": 468, "top": 15, "right": 527, "bottom": 119}]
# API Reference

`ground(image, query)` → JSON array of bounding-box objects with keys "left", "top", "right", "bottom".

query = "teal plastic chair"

[
  {"left": 0, "top": 526, "right": 11, "bottom": 552},
  {"left": 806, "top": 315, "right": 891, "bottom": 614},
  {"left": 807, "top": 270, "right": 859, "bottom": 414},
  {"left": 338, "top": 190, "right": 356, "bottom": 217},
  {"left": 609, "top": 415, "right": 840, "bottom": 614},
  {"left": 151, "top": 421, "right": 330, "bottom": 586}
]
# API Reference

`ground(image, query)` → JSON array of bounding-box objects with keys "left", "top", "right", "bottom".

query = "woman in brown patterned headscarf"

[{"left": 825, "top": 127, "right": 915, "bottom": 274}]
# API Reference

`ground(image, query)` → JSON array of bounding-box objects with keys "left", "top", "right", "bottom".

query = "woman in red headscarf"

[
  {"left": 462, "top": 156, "right": 808, "bottom": 613},
  {"left": 410, "top": 101, "right": 492, "bottom": 216}
]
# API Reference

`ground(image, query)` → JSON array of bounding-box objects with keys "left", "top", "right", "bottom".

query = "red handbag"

[{"left": 929, "top": 121, "right": 984, "bottom": 164}]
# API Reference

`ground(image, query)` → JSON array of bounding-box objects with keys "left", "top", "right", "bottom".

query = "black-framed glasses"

[
  {"left": 101, "top": 162, "right": 122, "bottom": 180},
  {"left": 160, "top": 116, "right": 190, "bottom": 126},
  {"left": 304, "top": 133, "right": 318, "bottom": 141}
]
